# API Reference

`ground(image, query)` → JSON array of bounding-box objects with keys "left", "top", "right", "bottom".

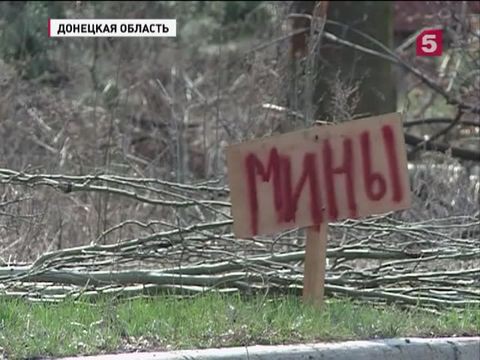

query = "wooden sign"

[{"left": 226, "top": 113, "right": 411, "bottom": 238}]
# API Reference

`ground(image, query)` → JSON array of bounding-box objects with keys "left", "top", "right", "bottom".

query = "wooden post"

[
  {"left": 302, "top": 224, "right": 328, "bottom": 307},
  {"left": 302, "top": 92, "right": 331, "bottom": 308}
]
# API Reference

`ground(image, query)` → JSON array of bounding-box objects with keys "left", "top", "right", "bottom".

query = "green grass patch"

[{"left": 0, "top": 294, "right": 478, "bottom": 359}]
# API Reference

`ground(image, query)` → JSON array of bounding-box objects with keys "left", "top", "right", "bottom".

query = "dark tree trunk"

[{"left": 317, "top": 1, "right": 396, "bottom": 120}]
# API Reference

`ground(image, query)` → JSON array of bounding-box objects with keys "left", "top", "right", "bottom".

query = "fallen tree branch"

[
  {"left": 403, "top": 118, "right": 480, "bottom": 129},
  {"left": 404, "top": 133, "right": 480, "bottom": 161},
  {"left": 408, "top": 110, "right": 465, "bottom": 158}
]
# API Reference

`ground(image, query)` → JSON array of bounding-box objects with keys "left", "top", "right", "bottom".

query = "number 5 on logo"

[{"left": 416, "top": 29, "right": 443, "bottom": 56}]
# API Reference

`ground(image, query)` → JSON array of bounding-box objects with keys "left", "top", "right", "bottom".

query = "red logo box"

[{"left": 416, "top": 29, "right": 443, "bottom": 56}]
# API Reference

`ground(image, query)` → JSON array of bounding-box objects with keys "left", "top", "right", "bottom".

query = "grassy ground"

[{"left": 0, "top": 294, "right": 478, "bottom": 360}]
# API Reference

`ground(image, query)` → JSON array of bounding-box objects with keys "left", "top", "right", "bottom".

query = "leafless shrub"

[{"left": 327, "top": 72, "right": 361, "bottom": 122}]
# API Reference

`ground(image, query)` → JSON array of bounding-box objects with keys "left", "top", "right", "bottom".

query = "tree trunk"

[{"left": 317, "top": 1, "right": 396, "bottom": 121}]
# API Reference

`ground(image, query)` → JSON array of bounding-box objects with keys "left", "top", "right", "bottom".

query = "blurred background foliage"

[
  {"left": 0, "top": 1, "right": 272, "bottom": 81},
  {"left": 0, "top": 1, "right": 477, "bottom": 176},
  {"left": 0, "top": 1, "right": 64, "bottom": 79}
]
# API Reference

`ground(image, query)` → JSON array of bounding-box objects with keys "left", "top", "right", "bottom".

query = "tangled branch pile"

[{"left": 0, "top": 169, "right": 478, "bottom": 310}]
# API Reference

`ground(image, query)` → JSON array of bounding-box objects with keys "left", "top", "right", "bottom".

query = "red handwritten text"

[{"left": 244, "top": 125, "right": 404, "bottom": 236}]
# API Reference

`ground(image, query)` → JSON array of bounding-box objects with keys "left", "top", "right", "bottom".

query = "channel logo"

[{"left": 416, "top": 29, "right": 443, "bottom": 57}]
